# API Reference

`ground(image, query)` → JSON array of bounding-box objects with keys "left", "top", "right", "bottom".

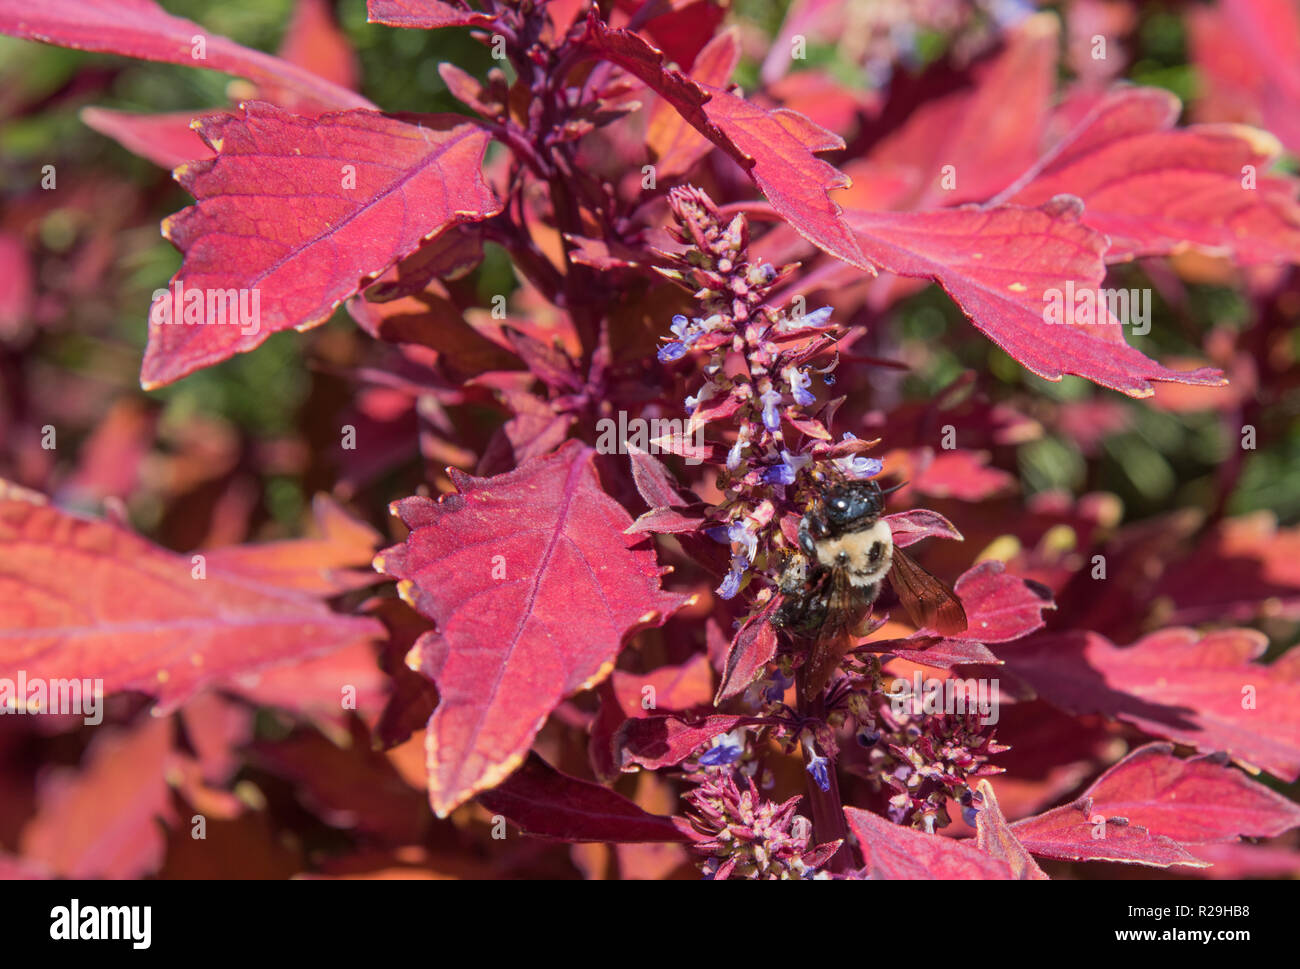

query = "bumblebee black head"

[{"left": 824, "top": 481, "right": 884, "bottom": 529}]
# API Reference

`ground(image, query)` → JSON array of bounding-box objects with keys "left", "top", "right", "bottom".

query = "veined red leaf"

[
  {"left": 478, "top": 753, "right": 689, "bottom": 843},
  {"left": 846, "top": 200, "right": 1227, "bottom": 397},
  {"left": 0, "top": 486, "right": 384, "bottom": 711},
  {"left": 366, "top": 0, "right": 496, "bottom": 29},
  {"left": 581, "top": 15, "right": 871, "bottom": 271},
  {"left": 646, "top": 27, "right": 740, "bottom": 179},
  {"left": 374, "top": 441, "right": 689, "bottom": 816},
  {"left": 1036, "top": 743, "right": 1300, "bottom": 845},
  {"left": 0, "top": 0, "right": 371, "bottom": 112},
  {"left": 143, "top": 102, "right": 500, "bottom": 387},
  {"left": 843, "top": 806, "right": 1015, "bottom": 879},
  {"left": 999, "top": 628, "right": 1300, "bottom": 780},
  {"left": 1002, "top": 87, "right": 1300, "bottom": 264},
  {"left": 1010, "top": 801, "right": 1208, "bottom": 869}
]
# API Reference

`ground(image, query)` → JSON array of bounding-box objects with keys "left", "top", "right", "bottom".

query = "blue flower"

[
  {"left": 806, "top": 753, "right": 831, "bottom": 792},
  {"left": 763, "top": 669, "right": 794, "bottom": 703},
  {"left": 761, "top": 462, "right": 796, "bottom": 486},
  {"left": 727, "top": 519, "right": 758, "bottom": 562},
  {"left": 717, "top": 559, "right": 745, "bottom": 600},
  {"left": 726, "top": 436, "right": 746, "bottom": 471},
  {"left": 786, "top": 305, "right": 833, "bottom": 330},
  {"left": 670, "top": 314, "right": 691, "bottom": 338},
  {"left": 699, "top": 743, "right": 742, "bottom": 767},
  {"left": 760, "top": 388, "right": 782, "bottom": 431},
  {"left": 784, "top": 367, "right": 815, "bottom": 407},
  {"left": 962, "top": 804, "right": 979, "bottom": 827},
  {"left": 658, "top": 341, "right": 687, "bottom": 363},
  {"left": 832, "top": 432, "right": 883, "bottom": 480}
]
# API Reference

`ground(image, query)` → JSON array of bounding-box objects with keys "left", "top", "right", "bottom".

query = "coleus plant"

[{"left": 1, "top": 0, "right": 1299, "bottom": 880}]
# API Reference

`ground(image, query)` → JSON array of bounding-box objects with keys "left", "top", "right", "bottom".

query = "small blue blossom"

[
  {"left": 670, "top": 314, "right": 691, "bottom": 338},
  {"left": 962, "top": 804, "right": 979, "bottom": 827},
  {"left": 785, "top": 305, "right": 833, "bottom": 330},
  {"left": 726, "top": 436, "right": 746, "bottom": 471},
  {"left": 760, "top": 388, "right": 782, "bottom": 431},
  {"left": 727, "top": 519, "right": 758, "bottom": 562},
  {"left": 699, "top": 743, "right": 743, "bottom": 767},
  {"left": 784, "top": 367, "right": 815, "bottom": 407},
  {"left": 833, "top": 432, "right": 883, "bottom": 480},
  {"left": 717, "top": 554, "right": 747, "bottom": 600},
  {"left": 806, "top": 753, "right": 831, "bottom": 792},
  {"left": 764, "top": 669, "right": 794, "bottom": 703},
  {"left": 761, "top": 462, "right": 796, "bottom": 486},
  {"left": 658, "top": 341, "right": 687, "bottom": 363}
]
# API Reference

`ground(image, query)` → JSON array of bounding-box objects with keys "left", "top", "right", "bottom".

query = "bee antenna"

[{"left": 879, "top": 479, "right": 908, "bottom": 496}]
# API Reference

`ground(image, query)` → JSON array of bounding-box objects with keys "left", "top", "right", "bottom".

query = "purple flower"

[
  {"left": 761, "top": 462, "right": 796, "bottom": 486},
  {"left": 760, "top": 388, "right": 782, "bottom": 431},
  {"left": 727, "top": 519, "right": 759, "bottom": 562},
  {"left": 784, "top": 366, "right": 815, "bottom": 407},
  {"left": 833, "top": 432, "right": 883, "bottom": 480},
  {"left": 764, "top": 669, "right": 794, "bottom": 703},
  {"left": 658, "top": 341, "right": 687, "bottom": 363},
  {"left": 699, "top": 743, "right": 743, "bottom": 767},
  {"left": 717, "top": 559, "right": 745, "bottom": 600},
  {"left": 785, "top": 305, "right": 833, "bottom": 330},
  {"left": 726, "top": 435, "right": 746, "bottom": 471},
  {"left": 806, "top": 753, "right": 831, "bottom": 792}
]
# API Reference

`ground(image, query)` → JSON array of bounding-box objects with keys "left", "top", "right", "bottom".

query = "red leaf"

[
  {"left": 143, "top": 103, "right": 500, "bottom": 387},
  {"left": 1051, "top": 742, "right": 1300, "bottom": 844},
  {"left": 277, "top": 0, "right": 360, "bottom": 94},
  {"left": 614, "top": 714, "right": 747, "bottom": 771},
  {"left": 973, "top": 781, "right": 1049, "bottom": 879},
  {"left": 1188, "top": 0, "right": 1300, "bottom": 155},
  {"left": 0, "top": 231, "right": 34, "bottom": 338},
  {"left": 366, "top": 0, "right": 496, "bottom": 29},
  {"left": 0, "top": 0, "right": 371, "bottom": 112},
  {"left": 478, "top": 753, "right": 689, "bottom": 843},
  {"left": 79, "top": 108, "right": 218, "bottom": 170},
  {"left": 203, "top": 494, "right": 382, "bottom": 595},
  {"left": 375, "top": 441, "right": 689, "bottom": 815},
  {"left": 1007, "top": 742, "right": 1300, "bottom": 868},
  {"left": 19, "top": 717, "right": 174, "bottom": 879},
  {"left": 999, "top": 628, "right": 1300, "bottom": 780},
  {"left": 0, "top": 486, "right": 384, "bottom": 711},
  {"left": 646, "top": 27, "right": 739, "bottom": 179},
  {"left": 715, "top": 596, "right": 781, "bottom": 703},
  {"left": 845, "top": 200, "right": 1227, "bottom": 397},
  {"left": 843, "top": 806, "right": 1015, "bottom": 879},
  {"left": 1003, "top": 87, "right": 1300, "bottom": 264},
  {"left": 884, "top": 508, "right": 964, "bottom": 548},
  {"left": 581, "top": 15, "right": 871, "bottom": 271},
  {"left": 908, "top": 449, "right": 1016, "bottom": 502},
  {"left": 951, "top": 560, "right": 1055, "bottom": 644}
]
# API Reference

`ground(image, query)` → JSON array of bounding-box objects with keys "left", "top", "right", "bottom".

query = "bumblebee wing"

[{"left": 887, "top": 548, "right": 968, "bottom": 637}]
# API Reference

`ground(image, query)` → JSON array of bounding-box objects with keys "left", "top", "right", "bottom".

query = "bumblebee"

[{"left": 774, "top": 479, "right": 967, "bottom": 698}]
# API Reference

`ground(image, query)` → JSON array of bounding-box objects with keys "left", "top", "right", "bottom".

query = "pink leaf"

[
  {"left": 614, "top": 714, "right": 747, "bottom": 771},
  {"left": 366, "top": 0, "right": 496, "bottom": 29},
  {"left": 143, "top": 103, "right": 500, "bottom": 387},
  {"left": 80, "top": 108, "right": 219, "bottom": 170},
  {"left": 374, "top": 441, "right": 689, "bottom": 816},
  {"left": 846, "top": 200, "right": 1227, "bottom": 397},
  {"left": 999, "top": 627, "right": 1300, "bottom": 781},
  {"left": 0, "top": 0, "right": 371, "bottom": 112},
  {"left": 0, "top": 486, "right": 384, "bottom": 712},
  {"left": 1003, "top": 87, "right": 1300, "bottom": 264}
]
